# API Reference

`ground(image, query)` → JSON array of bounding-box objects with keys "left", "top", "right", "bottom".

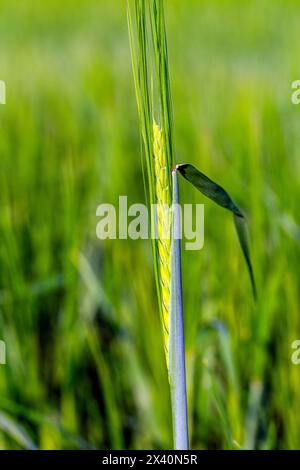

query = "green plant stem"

[{"left": 169, "top": 169, "right": 189, "bottom": 450}]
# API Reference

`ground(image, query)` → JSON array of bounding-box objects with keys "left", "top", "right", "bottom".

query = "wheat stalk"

[
  {"left": 127, "top": 0, "right": 189, "bottom": 450},
  {"left": 127, "top": 0, "right": 255, "bottom": 451}
]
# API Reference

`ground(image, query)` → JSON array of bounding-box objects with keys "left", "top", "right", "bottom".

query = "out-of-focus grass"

[{"left": 0, "top": 0, "right": 299, "bottom": 449}]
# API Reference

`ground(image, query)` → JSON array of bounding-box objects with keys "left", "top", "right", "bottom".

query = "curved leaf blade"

[
  {"left": 176, "top": 163, "right": 256, "bottom": 300},
  {"left": 233, "top": 214, "right": 257, "bottom": 300},
  {"left": 176, "top": 164, "right": 243, "bottom": 216}
]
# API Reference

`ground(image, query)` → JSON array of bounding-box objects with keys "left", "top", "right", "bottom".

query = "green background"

[{"left": 0, "top": 0, "right": 299, "bottom": 449}]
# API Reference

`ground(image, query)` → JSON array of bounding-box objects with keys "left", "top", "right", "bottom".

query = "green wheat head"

[
  {"left": 127, "top": 0, "right": 174, "bottom": 369},
  {"left": 153, "top": 120, "right": 171, "bottom": 360}
]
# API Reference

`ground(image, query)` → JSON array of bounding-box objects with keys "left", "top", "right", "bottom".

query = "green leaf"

[
  {"left": 233, "top": 213, "right": 257, "bottom": 300},
  {"left": 176, "top": 164, "right": 243, "bottom": 216},
  {"left": 176, "top": 163, "right": 256, "bottom": 300}
]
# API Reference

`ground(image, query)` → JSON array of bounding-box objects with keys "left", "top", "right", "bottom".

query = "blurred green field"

[{"left": 0, "top": 0, "right": 300, "bottom": 449}]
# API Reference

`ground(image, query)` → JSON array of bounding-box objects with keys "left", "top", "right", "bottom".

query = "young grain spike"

[{"left": 153, "top": 120, "right": 171, "bottom": 361}]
